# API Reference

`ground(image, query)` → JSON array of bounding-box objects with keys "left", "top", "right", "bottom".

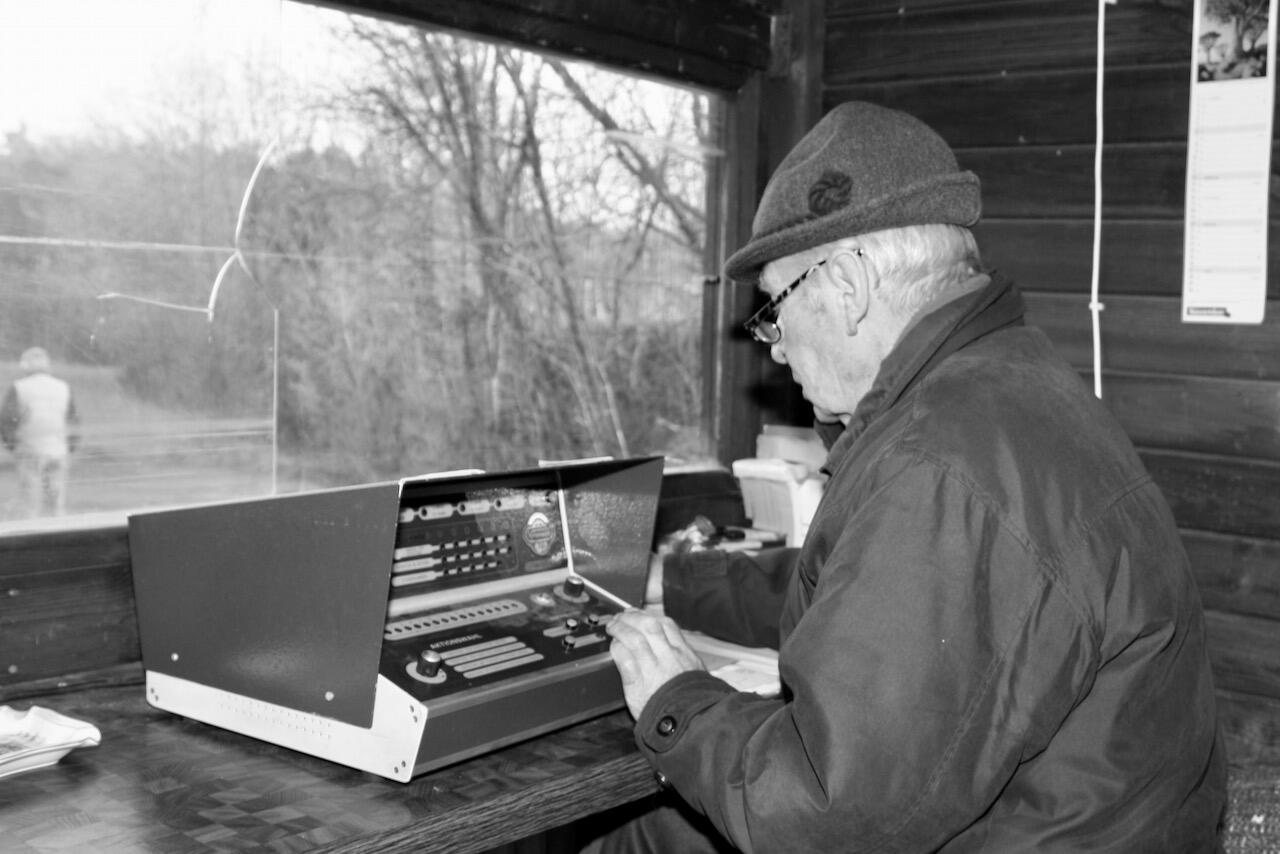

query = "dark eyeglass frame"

[{"left": 742, "top": 259, "right": 828, "bottom": 345}]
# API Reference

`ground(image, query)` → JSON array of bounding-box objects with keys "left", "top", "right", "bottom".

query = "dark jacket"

[{"left": 652, "top": 274, "right": 1226, "bottom": 852}]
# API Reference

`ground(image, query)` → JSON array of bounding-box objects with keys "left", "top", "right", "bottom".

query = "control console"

[{"left": 128, "top": 456, "right": 664, "bottom": 781}]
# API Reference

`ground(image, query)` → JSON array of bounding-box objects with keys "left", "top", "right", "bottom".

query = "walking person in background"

[{"left": 1, "top": 347, "right": 80, "bottom": 518}]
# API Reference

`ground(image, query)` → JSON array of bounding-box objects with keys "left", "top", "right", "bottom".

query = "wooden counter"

[{"left": 0, "top": 684, "right": 659, "bottom": 853}]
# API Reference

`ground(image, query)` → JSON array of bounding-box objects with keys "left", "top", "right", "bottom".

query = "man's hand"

[{"left": 606, "top": 609, "right": 705, "bottom": 718}]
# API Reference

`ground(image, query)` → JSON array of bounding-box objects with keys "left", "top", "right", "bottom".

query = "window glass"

[{"left": 0, "top": 0, "right": 716, "bottom": 531}]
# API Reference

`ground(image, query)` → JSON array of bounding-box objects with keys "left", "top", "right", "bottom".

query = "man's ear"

[{"left": 829, "top": 249, "right": 872, "bottom": 336}]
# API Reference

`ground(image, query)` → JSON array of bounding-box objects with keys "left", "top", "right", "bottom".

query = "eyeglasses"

[{"left": 743, "top": 260, "right": 827, "bottom": 345}]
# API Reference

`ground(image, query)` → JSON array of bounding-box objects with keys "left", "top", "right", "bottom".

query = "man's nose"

[{"left": 770, "top": 342, "right": 787, "bottom": 365}]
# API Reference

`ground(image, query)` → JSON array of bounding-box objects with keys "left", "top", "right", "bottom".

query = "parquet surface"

[{"left": 0, "top": 685, "right": 656, "bottom": 853}]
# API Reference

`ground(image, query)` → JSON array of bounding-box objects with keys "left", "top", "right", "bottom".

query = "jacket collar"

[{"left": 817, "top": 271, "right": 1025, "bottom": 468}]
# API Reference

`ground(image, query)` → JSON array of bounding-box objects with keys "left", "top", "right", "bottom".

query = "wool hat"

[{"left": 723, "top": 101, "right": 981, "bottom": 284}]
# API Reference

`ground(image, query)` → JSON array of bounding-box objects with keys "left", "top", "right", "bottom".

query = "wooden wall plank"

[
  {"left": 823, "top": 0, "right": 1191, "bottom": 85},
  {"left": 965, "top": 144, "right": 1280, "bottom": 222},
  {"left": 977, "top": 220, "right": 1280, "bottom": 300},
  {"left": 983, "top": 223, "right": 1094, "bottom": 293},
  {"left": 1145, "top": 451, "right": 1280, "bottom": 541},
  {"left": 828, "top": 0, "right": 1076, "bottom": 15},
  {"left": 1218, "top": 687, "right": 1280, "bottom": 766},
  {"left": 0, "top": 663, "right": 143, "bottom": 703},
  {"left": 0, "top": 527, "right": 136, "bottom": 691},
  {"left": 0, "top": 525, "right": 130, "bottom": 576},
  {"left": 828, "top": 0, "right": 1068, "bottom": 14},
  {"left": 0, "top": 563, "right": 141, "bottom": 690},
  {"left": 980, "top": 219, "right": 1150, "bottom": 296},
  {"left": 1096, "top": 372, "right": 1280, "bottom": 461},
  {"left": 1024, "top": 292, "right": 1280, "bottom": 380},
  {"left": 1204, "top": 610, "right": 1280, "bottom": 701},
  {"left": 1186, "top": 530, "right": 1280, "bottom": 622},
  {"left": 823, "top": 64, "right": 1245, "bottom": 148},
  {"left": 0, "top": 524, "right": 137, "bottom": 689},
  {"left": 963, "top": 144, "right": 1225, "bottom": 220}
]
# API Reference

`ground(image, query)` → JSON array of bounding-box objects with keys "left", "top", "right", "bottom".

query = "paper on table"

[
  {"left": 683, "top": 631, "right": 781, "bottom": 698},
  {"left": 641, "top": 604, "right": 781, "bottom": 696},
  {"left": 0, "top": 705, "right": 101, "bottom": 780}
]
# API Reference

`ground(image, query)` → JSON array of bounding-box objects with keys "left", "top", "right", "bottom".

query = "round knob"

[
  {"left": 418, "top": 649, "right": 443, "bottom": 678},
  {"left": 564, "top": 617, "right": 581, "bottom": 631},
  {"left": 564, "top": 575, "right": 585, "bottom": 598}
]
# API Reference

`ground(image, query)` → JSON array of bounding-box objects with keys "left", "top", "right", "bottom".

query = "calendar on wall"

[{"left": 1182, "top": 0, "right": 1277, "bottom": 325}]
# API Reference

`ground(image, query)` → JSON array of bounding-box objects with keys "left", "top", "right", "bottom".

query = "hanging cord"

[
  {"left": 1090, "top": 1, "right": 1115, "bottom": 399},
  {"left": 96, "top": 138, "right": 278, "bottom": 322},
  {"left": 93, "top": 138, "right": 282, "bottom": 491}
]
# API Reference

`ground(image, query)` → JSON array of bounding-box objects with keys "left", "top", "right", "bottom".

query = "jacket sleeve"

[
  {"left": 0, "top": 384, "right": 18, "bottom": 452},
  {"left": 637, "top": 461, "right": 1096, "bottom": 853},
  {"left": 662, "top": 546, "right": 798, "bottom": 649}
]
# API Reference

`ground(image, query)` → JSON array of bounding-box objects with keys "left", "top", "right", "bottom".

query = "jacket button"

[
  {"left": 656, "top": 715, "right": 677, "bottom": 736},
  {"left": 654, "top": 770, "right": 670, "bottom": 789}
]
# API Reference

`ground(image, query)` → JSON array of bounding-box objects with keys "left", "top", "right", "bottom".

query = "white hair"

[
  {"left": 790, "top": 225, "right": 983, "bottom": 319},
  {"left": 19, "top": 347, "right": 51, "bottom": 373}
]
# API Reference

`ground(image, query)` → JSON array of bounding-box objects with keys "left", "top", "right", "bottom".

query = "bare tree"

[
  {"left": 1205, "top": 0, "right": 1271, "bottom": 57},
  {"left": 329, "top": 20, "right": 708, "bottom": 467}
]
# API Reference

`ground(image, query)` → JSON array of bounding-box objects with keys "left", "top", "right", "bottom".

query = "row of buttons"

[
  {"left": 384, "top": 598, "right": 527, "bottom": 641},
  {"left": 393, "top": 535, "right": 510, "bottom": 567},
  {"left": 542, "top": 612, "right": 613, "bottom": 649},
  {"left": 398, "top": 491, "right": 557, "bottom": 523}
]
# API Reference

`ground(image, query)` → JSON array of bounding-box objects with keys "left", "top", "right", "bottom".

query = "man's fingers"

[
  {"left": 610, "top": 642, "right": 639, "bottom": 682},
  {"left": 607, "top": 610, "right": 704, "bottom": 672},
  {"left": 605, "top": 609, "right": 657, "bottom": 646},
  {"left": 609, "top": 608, "right": 674, "bottom": 637},
  {"left": 604, "top": 609, "right": 707, "bottom": 718},
  {"left": 607, "top": 612, "right": 663, "bottom": 668}
]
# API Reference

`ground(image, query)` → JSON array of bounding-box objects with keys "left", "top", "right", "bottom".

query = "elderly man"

[
  {"left": 1, "top": 347, "right": 80, "bottom": 518},
  {"left": 590, "top": 102, "right": 1226, "bottom": 852}
]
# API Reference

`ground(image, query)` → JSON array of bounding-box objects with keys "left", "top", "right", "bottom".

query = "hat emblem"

[{"left": 809, "top": 170, "right": 853, "bottom": 216}]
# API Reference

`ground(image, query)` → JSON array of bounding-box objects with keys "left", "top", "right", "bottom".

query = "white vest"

[{"left": 12, "top": 372, "right": 73, "bottom": 458}]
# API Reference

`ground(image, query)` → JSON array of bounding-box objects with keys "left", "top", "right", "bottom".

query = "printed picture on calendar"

[{"left": 1198, "top": 0, "right": 1271, "bottom": 81}]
